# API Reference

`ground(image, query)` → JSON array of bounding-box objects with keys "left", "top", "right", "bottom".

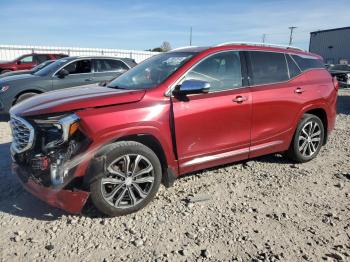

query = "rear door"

[
  {"left": 172, "top": 51, "right": 252, "bottom": 174},
  {"left": 52, "top": 59, "right": 95, "bottom": 90},
  {"left": 93, "top": 59, "right": 129, "bottom": 83},
  {"left": 17, "top": 55, "right": 36, "bottom": 70},
  {"left": 246, "top": 51, "right": 307, "bottom": 158}
]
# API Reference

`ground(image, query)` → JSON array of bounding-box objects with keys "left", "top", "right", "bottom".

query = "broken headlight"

[{"left": 34, "top": 113, "right": 80, "bottom": 150}]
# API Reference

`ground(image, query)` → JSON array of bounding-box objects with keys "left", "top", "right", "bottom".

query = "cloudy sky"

[{"left": 0, "top": 0, "right": 349, "bottom": 50}]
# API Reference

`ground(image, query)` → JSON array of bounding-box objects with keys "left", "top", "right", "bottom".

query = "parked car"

[
  {"left": 9, "top": 43, "right": 338, "bottom": 216},
  {"left": 0, "top": 56, "right": 136, "bottom": 113},
  {"left": 0, "top": 60, "right": 55, "bottom": 79},
  {"left": 0, "top": 53, "right": 68, "bottom": 74},
  {"left": 328, "top": 64, "right": 350, "bottom": 88}
]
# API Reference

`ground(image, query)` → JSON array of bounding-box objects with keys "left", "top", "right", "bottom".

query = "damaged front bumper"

[{"left": 12, "top": 163, "right": 90, "bottom": 214}]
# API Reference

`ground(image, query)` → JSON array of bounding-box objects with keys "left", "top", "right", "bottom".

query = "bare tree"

[{"left": 161, "top": 41, "right": 172, "bottom": 52}]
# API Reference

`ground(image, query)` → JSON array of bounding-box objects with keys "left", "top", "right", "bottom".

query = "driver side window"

[
  {"left": 20, "top": 55, "right": 34, "bottom": 64},
  {"left": 183, "top": 51, "right": 242, "bottom": 92}
]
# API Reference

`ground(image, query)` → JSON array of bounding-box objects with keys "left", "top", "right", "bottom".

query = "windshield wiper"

[{"left": 106, "top": 84, "right": 129, "bottom": 90}]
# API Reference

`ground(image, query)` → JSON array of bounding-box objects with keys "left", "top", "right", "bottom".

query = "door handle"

[
  {"left": 295, "top": 87, "right": 304, "bottom": 94},
  {"left": 233, "top": 96, "right": 248, "bottom": 103},
  {"left": 85, "top": 78, "right": 93, "bottom": 82}
]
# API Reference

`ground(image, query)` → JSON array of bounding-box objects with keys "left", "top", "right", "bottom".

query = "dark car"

[
  {"left": 0, "top": 60, "right": 55, "bottom": 79},
  {"left": 9, "top": 43, "right": 338, "bottom": 216},
  {"left": 0, "top": 56, "right": 136, "bottom": 113},
  {"left": 0, "top": 53, "right": 68, "bottom": 74},
  {"left": 328, "top": 64, "right": 350, "bottom": 88}
]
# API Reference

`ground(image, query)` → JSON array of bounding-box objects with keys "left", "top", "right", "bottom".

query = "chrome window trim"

[
  {"left": 165, "top": 49, "right": 325, "bottom": 97},
  {"left": 52, "top": 58, "right": 93, "bottom": 77},
  {"left": 10, "top": 114, "right": 35, "bottom": 153}
]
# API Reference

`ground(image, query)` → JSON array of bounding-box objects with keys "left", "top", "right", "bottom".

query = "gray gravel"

[{"left": 0, "top": 90, "right": 349, "bottom": 261}]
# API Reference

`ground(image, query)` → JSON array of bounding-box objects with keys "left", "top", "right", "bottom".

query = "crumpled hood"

[{"left": 10, "top": 84, "right": 146, "bottom": 117}]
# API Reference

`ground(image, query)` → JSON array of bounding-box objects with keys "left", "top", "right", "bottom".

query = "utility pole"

[
  {"left": 262, "top": 33, "right": 266, "bottom": 43},
  {"left": 288, "top": 26, "right": 297, "bottom": 46},
  {"left": 189, "top": 26, "right": 192, "bottom": 46}
]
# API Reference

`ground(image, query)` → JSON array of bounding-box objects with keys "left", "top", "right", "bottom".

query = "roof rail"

[
  {"left": 171, "top": 46, "right": 198, "bottom": 51},
  {"left": 216, "top": 41, "right": 305, "bottom": 51}
]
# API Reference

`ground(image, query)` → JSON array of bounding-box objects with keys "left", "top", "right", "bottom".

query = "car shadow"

[
  {"left": 0, "top": 142, "right": 67, "bottom": 221},
  {"left": 337, "top": 91, "right": 350, "bottom": 115}
]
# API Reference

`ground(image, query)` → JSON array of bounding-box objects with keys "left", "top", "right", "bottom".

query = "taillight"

[{"left": 332, "top": 76, "right": 339, "bottom": 90}]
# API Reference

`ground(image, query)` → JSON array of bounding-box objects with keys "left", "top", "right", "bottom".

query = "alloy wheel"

[
  {"left": 101, "top": 154, "right": 155, "bottom": 208},
  {"left": 298, "top": 120, "right": 322, "bottom": 157}
]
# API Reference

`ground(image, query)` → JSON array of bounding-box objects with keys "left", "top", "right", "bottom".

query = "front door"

[
  {"left": 172, "top": 51, "right": 252, "bottom": 174},
  {"left": 53, "top": 59, "right": 96, "bottom": 90}
]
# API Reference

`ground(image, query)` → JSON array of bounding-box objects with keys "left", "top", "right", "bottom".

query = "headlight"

[
  {"left": 34, "top": 113, "right": 80, "bottom": 149},
  {"left": 59, "top": 114, "right": 80, "bottom": 142},
  {"left": 347, "top": 73, "right": 350, "bottom": 79},
  {"left": 0, "top": 85, "right": 10, "bottom": 92}
]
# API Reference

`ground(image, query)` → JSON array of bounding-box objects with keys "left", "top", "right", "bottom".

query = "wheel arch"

[
  {"left": 84, "top": 133, "right": 176, "bottom": 188},
  {"left": 13, "top": 89, "right": 43, "bottom": 105},
  {"left": 304, "top": 108, "right": 328, "bottom": 145}
]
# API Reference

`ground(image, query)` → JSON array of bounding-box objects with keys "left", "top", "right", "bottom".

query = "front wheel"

[
  {"left": 90, "top": 141, "right": 162, "bottom": 216},
  {"left": 286, "top": 113, "right": 324, "bottom": 163}
]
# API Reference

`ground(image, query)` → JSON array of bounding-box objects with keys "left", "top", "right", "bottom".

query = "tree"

[
  {"left": 148, "top": 41, "right": 172, "bottom": 52},
  {"left": 160, "top": 41, "right": 172, "bottom": 52}
]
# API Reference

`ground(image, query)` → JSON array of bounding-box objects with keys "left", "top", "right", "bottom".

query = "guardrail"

[{"left": 0, "top": 44, "right": 158, "bottom": 63}]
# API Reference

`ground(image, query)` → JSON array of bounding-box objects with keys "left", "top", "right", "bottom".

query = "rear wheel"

[
  {"left": 90, "top": 141, "right": 162, "bottom": 216},
  {"left": 286, "top": 113, "right": 324, "bottom": 163},
  {"left": 15, "top": 92, "right": 38, "bottom": 104}
]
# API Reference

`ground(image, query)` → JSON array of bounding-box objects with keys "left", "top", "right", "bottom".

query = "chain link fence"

[{"left": 0, "top": 44, "right": 158, "bottom": 63}]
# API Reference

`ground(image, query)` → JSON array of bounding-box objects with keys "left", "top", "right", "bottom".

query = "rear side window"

[
  {"left": 95, "top": 59, "right": 129, "bottom": 72},
  {"left": 291, "top": 55, "right": 325, "bottom": 71},
  {"left": 286, "top": 55, "right": 301, "bottom": 78},
  {"left": 248, "top": 51, "right": 289, "bottom": 85},
  {"left": 184, "top": 51, "right": 242, "bottom": 92},
  {"left": 63, "top": 59, "right": 91, "bottom": 74},
  {"left": 35, "top": 54, "right": 51, "bottom": 64}
]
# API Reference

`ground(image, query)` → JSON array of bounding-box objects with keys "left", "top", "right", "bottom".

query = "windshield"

[
  {"left": 32, "top": 60, "right": 54, "bottom": 73},
  {"left": 34, "top": 58, "right": 71, "bottom": 76},
  {"left": 107, "top": 52, "right": 196, "bottom": 90}
]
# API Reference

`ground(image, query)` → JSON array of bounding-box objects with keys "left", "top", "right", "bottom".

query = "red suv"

[
  {"left": 0, "top": 53, "right": 67, "bottom": 74},
  {"left": 10, "top": 43, "right": 338, "bottom": 216}
]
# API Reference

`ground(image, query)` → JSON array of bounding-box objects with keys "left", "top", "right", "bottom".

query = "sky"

[{"left": 0, "top": 0, "right": 349, "bottom": 51}]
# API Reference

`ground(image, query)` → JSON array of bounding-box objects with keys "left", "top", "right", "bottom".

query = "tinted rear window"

[
  {"left": 291, "top": 55, "right": 325, "bottom": 71},
  {"left": 248, "top": 51, "right": 289, "bottom": 85},
  {"left": 286, "top": 54, "right": 301, "bottom": 78}
]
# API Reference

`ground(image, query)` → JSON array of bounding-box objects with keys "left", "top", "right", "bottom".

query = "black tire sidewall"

[
  {"left": 292, "top": 114, "right": 324, "bottom": 162},
  {"left": 90, "top": 141, "right": 162, "bottom": 217}
]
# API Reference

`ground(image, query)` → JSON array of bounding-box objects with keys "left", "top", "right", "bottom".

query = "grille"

[{"left": 10, "top": 115, "right": 34, "bottom": 153}]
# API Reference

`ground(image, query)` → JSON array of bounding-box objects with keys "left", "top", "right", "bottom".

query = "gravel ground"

[{"left": 0, "top": 90, "right": 349, "bottom": 262}]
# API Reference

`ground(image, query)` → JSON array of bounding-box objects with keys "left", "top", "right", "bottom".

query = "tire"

[
  {"left": 90, "top": 141, "right": 162, "bottom": 216},
  {"left": 15, "top": 92, "right": 38, "bottom": 104},
  {"left": 0, "top": 70, "right": 12, "bottom": 74},
  {"left": 286, "top": 113, "right": 324, "bottom": 163}
]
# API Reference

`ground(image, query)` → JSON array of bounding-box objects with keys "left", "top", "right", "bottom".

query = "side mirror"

[
  {"left": 173, "top": 80, "right": 210, "bottom": 96},
  {"left": 17, "top": 61, "right": 21, "bottom": 65},
  {"left": 57, "top": 69, "right": 69, "bottom": 78}
]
